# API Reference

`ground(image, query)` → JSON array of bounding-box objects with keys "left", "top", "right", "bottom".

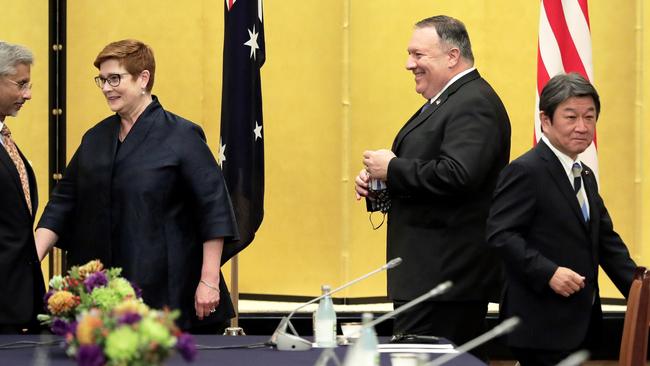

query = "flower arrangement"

[{"left": 38, "top": 260, "right": 196, "bottom": 366}]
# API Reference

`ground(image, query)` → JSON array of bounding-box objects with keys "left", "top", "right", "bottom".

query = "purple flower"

[
  {"left": 51, "top": 318, "right": 72, "bottom": 336},
  {"left": 117, "top": 312, "right": 142, "bottom": 325},
  {"left": 176, "top": 333, "right": 197, "bottom": 362},
  {"left": 43, "top": 290, "right": 54, "bottom": 311},
  {"left": 76, "top": 344, "right": 105, "bottom": 366},
  {"left": 129, "top": 280, "right": 143, "bottom": 298},
  {"left": 83, "top": 271, "right": 108, "bottom": 293}
]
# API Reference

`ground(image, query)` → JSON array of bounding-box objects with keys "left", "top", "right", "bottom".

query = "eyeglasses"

[
  {"left": 5, "top": 78, "right": 32, "bottom": 92},
  {"left": 94, "top": 73, "right": 131, "bottom": 88}
]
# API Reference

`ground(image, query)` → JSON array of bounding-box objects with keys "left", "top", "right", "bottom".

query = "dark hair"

[
  {"left": 415, "top": 15, "right": 474, "bottom": 63},
  {"left": 93, "top": 39, "right": 155, "bottom": 92},
  {"left": 539, "top": 72, "right": 600, "bottom": 122}
]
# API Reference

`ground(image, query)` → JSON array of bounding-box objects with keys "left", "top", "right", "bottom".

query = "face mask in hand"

[{"left": 366, "top": 178, "right": 390, "bottom": 229}]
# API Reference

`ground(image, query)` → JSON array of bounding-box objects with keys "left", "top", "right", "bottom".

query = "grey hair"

[
  {"left": 539, "top": 72, "right": 600, "bottom": 122},
  {"left": 415, "top": 15, "right": 474, "bottom": 64},
  {"left": 0, "top": 41, "right": 34, "bottom": 77}
]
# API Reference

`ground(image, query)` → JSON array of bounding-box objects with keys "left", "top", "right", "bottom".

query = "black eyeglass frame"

[{"left": 94, "top": 73, "right": 131, "bottom": 88}]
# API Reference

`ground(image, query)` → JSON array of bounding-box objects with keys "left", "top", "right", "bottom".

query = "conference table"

[{"left": 0, "top": 334, "right": 486, "bottom": 365}]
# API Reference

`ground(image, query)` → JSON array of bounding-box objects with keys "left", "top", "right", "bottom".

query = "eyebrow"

[{"left": 561, "top": 107, "right": 595, "bottom": 113}]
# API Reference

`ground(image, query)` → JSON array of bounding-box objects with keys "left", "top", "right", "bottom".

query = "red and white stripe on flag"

[{"left": 536, "top": 0, "right": 599, "bottom": 181}]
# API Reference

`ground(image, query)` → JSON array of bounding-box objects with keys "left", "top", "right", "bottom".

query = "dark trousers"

[
  {"left": 510, "top": 303, "right": 602, "bottom": 366},
  {"left": 392, "top": 300, "right": 489, "bottom": 361},
  {"left": 511, "top": 347, "right": 574, "bottom": 366},
  {"left": 187, "top": 320, "right": 230, "bottom": 335},
  {"left": 0, "top": 322, "right": 44, "bottom": 334}
]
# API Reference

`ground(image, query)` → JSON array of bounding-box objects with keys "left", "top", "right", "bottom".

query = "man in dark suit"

[
  {"left": 354, "top": 16, "right": 511, "bottom": 355},
  {"left": 486, "top": 73, "right": 637, "bottom": 366},
  {"left": 0, "top": 41, "right": 44, "bottom": 333}
]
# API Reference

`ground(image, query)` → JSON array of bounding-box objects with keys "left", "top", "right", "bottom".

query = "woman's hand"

[
  {"left": 195, "top": 276, "right": 220, "bottom": 320},
  {"left": 195, "top": 238, "right": 225, "bottom": 320}
]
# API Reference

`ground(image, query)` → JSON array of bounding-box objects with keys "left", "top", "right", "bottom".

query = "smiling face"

[
  {"left": 541, "top": 96, "right": 597, "bottom": 160},
  {"left": 0, "top": 63, "right": 32, "bottom": 120},
  {"left": 405, "top": 26, "right": 454, "bottom": 100},
  {"left": 97, "top": 59, "right": 148, "bottom": 117}
]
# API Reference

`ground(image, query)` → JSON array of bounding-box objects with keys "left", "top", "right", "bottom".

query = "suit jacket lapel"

[
  {"left": 392, "top": 69, "right": 481, "bottom": 152},
  {"left": 582, "top": 164, "right": 600, "bottom": 254},
  {"left": 537, "top": 141, "right": 589, "bottom": 231},
  {"left": 0, "top": 142, "right": 35, "bottom": 216}
]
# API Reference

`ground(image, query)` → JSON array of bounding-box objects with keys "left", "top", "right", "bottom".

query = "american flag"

[
  {"left": 535, "top": 0, "right": 598, "bottom": 180},
  {"left": 219, "top": 0, "right": 265, "bottom": 261}
]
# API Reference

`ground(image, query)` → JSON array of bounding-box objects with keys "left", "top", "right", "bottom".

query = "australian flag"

[{"left": 219, "top": 0, "right": 265, "bottom": 262}]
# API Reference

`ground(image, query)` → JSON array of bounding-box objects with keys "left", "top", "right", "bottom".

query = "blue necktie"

[{"left": 572, "top": 163, "right": 589, "bottom": 222}]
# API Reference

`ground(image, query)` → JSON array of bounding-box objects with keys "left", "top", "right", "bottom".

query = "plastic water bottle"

[
  {"left": 313, "top": 284, "right": 337, "bottom": 348},
  {"left": 343, "top": 312, "right": 379, "bottom": 366}
]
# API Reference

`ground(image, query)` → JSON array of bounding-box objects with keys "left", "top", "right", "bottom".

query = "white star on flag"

[
  {"left": 244, "top": 25, "right": 260, "bottom": 60},
  {"left": 218, "top": 138, "right": 226, "bottom": 165},
  {"left": 253, "top": 122, "right": 262, "bottom": 140}
]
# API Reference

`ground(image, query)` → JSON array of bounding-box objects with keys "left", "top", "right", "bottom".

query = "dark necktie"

[
  {"left": 571, "top": 162, "right": 588, "bottom": 222},
  {"left": 1, "top": 124, "right": 32, "bottom": 214},
  {"left": 420, "top": 100, "right": 431, "bottom": 114}
]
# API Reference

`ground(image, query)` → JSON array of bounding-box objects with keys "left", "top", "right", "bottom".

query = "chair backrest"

[{"left": 619, "top": 266, "right": 650, "bottom": 366}]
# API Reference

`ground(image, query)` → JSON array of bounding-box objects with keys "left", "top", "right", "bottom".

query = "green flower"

[
  {"left": 109, "top": 278, "right": 136, "bottom": 299},
  {"left": 48, "top": 275, "right": 65, "bottom": 290},
  {"left": 139, "top": 317, "right": 175, "bottom": 348},
  {"left": 104, "top": 326, "right": 139, "bottom": 362},
  {"left": 89, "top": 287, "right": 121, "bottom": 311}
]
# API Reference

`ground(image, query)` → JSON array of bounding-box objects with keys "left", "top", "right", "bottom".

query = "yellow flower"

[
  {"left": 77, "top": 260, "right": 104, "bottom": 279},
  {"left": 47, "top": 291, "right": 78, "bottom": 315},
  {"left": 76, "top": 312, "right": 104, "bottom": 345},
  {"left": 113, "top": 299, "right": 150, "bottom": 316}
]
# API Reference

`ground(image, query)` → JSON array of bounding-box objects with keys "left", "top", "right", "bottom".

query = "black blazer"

[
  {"left": 386, "top": 69, "right": 511, "bottom": 302},
  {"left": 486, "top": 140, "right": 636, "bottom": 350},
  {"left": 0, "top": 137, "right": 44, "bottom": 326},
  {"left": 38, "top": 97, "right": 239, "bottom": 330}
]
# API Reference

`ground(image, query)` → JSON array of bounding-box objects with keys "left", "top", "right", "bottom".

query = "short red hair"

[{"left": 94, "top": 39, "right": 155, "bottom": 92}]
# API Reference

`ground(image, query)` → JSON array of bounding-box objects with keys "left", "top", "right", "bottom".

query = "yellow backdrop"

[{"left": 3, "top": 0, "right": 648, "bottom": 300}]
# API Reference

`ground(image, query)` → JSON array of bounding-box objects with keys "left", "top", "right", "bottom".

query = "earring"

[{"left": 141, "top": 88, "right": 146, "bottom": 95}]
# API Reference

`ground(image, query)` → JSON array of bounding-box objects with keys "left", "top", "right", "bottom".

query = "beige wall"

[
  {"left": 4, "top": 0, "right": 648, "bottom": 299},
  {"left": 2, "top": 1, "right": 50, "bottom": 277}
]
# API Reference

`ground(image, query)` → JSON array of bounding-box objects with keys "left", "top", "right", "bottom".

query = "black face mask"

[{"left": 366, "top": 179, "right": 390, "bottom": 229}]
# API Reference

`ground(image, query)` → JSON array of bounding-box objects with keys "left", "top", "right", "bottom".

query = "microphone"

[
  {"left": 269, "top": 257, "right": 403, "bottom": 351},
  {"left": 424, "top": 316, "right": 520, "bottom": 366},
  {"left": 349, "top": 280, "right": 453, "bottom": 338},
  {"left": 555, "top": 350, "right": 590, "bottom": 366},
  {"left": 338, "top": 281, "right": 453, "bottom": 366}
]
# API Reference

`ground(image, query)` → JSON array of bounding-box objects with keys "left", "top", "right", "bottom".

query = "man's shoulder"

[{"left": 502, "top": 147, "right": 544, "bottom": 176}]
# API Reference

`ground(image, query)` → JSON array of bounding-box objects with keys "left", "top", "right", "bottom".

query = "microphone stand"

[
  {"left": 555, "top": 350, "right": 590, "bottom": 366},
  {"left": 424, "top": 317, "right": 520, "bottom": 366},
  {"left": 335, "top": 281, "right": 453, "bottom": 366},
  {"left": 269, "top": 258, "right": 402, "bottom": 351}
]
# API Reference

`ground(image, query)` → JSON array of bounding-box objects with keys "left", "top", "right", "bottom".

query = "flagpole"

[{"left": 231, "top": 254, "right": 240, "bottom": 328}]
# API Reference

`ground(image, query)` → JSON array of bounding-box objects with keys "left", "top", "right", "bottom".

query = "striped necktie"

[
  {"left": 1, "top": 124, "right": 32, "bottom": 215},
  {"left": 571, "top": 162, "right": 589, "bottom": 222}
]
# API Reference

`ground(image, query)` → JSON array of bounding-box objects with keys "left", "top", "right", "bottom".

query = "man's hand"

[
  {"left": 363, "top": 149, "right": 396, "bottom": 181},
  {"left": 549, "top": 267, "right": 585, "bottom": 297},
  {"left": 354, "top": 168, "right": 370, "bottom": 200}
]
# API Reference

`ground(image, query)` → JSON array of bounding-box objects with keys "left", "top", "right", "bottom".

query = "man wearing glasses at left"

[{"left": 0, "top": 41, "right": 44, "bottom": 334}]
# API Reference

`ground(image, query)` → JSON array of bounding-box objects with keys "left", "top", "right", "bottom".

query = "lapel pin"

[{"left": 435, "top": 100, "right": 440, "bottom": 105}]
